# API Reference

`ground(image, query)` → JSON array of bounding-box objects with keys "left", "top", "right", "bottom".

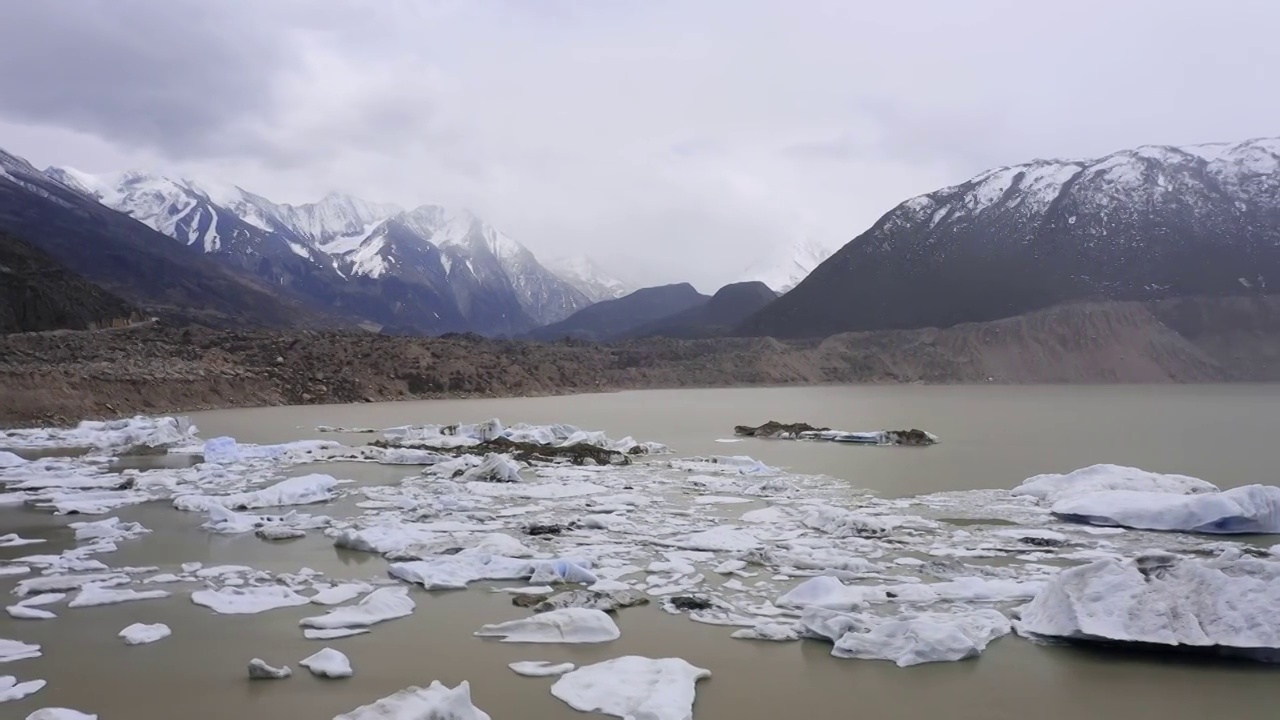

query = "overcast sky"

[{"left": 2, "top": 0, "right": 1278, "bottom": 290}]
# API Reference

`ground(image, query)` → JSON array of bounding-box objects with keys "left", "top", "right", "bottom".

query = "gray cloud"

[{"left": 2, "top": 0, "right": 1278, "bottom": 290}]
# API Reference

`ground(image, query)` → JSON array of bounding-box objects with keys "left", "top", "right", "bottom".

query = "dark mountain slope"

[
  {"left": 0, "top": 231, "right": 143, "bottom": 333},
  {"left": 527, "top": 283, "right": 709, "bottom": 341},
  {"left": 0, "top": 152, "right": 329, "bottom": 329},
  {"left": 741, "top": 138, "right": 1280, "bottom": 338},
  {"left": 625, "top": 281, "right": 777, "bottom": 339}
]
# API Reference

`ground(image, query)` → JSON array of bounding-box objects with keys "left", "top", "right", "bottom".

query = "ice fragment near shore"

[
  {"left": 508, "top": 660, "right": 575, "bottom": 677},
  {"left": 300, "top": 648, "right": 352, "bottom": 678},
  {"left": 474, "top": 608, "right": 620, "bottom": 643},
  {"left": 0, "top": 675, "right": 46, "bottom": 702},
  {"left": 119, "top": 623, "right": 170, "bottom": 645},
  {"left": 551, "top": 656, "right": 710, "bottom": 720},
  {"left": 0, "top": 639, "right": 41, "bottom": 663},
  {"left": 0, "top": 416, "right": 194, "bottom": 450},
  {"left": 333, "top": 681, "right": 491, "bottom": 720},
  {"left": 1051, "top": 484, "right": 1280, "bottom": 534},
  {"left": 1017, "top": 553, "right": 1280, "bottom": 661}
]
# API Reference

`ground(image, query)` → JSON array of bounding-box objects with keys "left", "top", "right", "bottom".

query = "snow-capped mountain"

[
  {"left": 42, "top": 166, "right": 591, "bottom": 335},
  {"left": 743, "top": 137, "right": 1280, "bottom": 338},
  {"left": 545, "top": 255, "right": 633, "bottom": 303},
  {"left": 739, "top": 238, "right": 835, "bottom": 294}
]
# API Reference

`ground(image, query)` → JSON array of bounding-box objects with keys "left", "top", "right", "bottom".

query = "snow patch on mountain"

[
  {"left": 740, "top": 238, "right": 835, "bottom": 294},
  {"left": 546, "top": 256, "right": 633, "bottom": 303}
]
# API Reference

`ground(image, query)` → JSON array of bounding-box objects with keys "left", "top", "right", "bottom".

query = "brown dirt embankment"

[{"left": 2, "top": 296, "right": 1278, "bottom": 427}]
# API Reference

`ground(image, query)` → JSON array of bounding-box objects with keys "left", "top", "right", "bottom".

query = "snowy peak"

[
  {"left": 744, "top": 135, "right": 1280, "bottom": 339},
  {"left": 546, "top": 256, "right": 633, "bottom": 303},
  {"left": 740, "top": 237, "right": 835, "bottom": 294},
  {"left": 255, "top": 192, "right": 403, "bottom": 244}
]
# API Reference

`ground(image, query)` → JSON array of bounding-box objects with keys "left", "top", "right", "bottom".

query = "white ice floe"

[
  {"left": 70, "top": 517, "right": 149, "bottom": 543},
  {"left": 670, "top": 456, "right": 777, "bottom": 476},
  {"left": 386, "top": 418, "right": 668, "bottom": 457},
  {"left": 474, "top": 608, "right": 620, "bottom": 643},
  {"left": 0, "top": 534, "right": 43, "bottom": 548},
  {"left": 199, "top": 437, "right": 340, "bottom": 465},
  {"left": 204, "top": 505, "right": 330, "bottom": 535},
  {"left": 0, "top": 451, "right": 26, "bottom": 468},
  {"left": 1017, "top": 552, "right": 1280, "bottom": 661},
  {"left": 459, "top": 454, "right": 522, "bottom": 483},
  {"left": 24, "top": 710, "right": 98, "bottom": 720},
  {"left": 6, "top": 605, "right": 54, "bottom": 620},
  {"left": 1051, "top": 484, "right": 1280, "bottom": 534},
  {"left": 173, "top": 473, "right": 338, "bottom": 512},
  {"left": 730, "top": 623, "right": 801, "bottom": 641},
  {"left": 801, "top": 505, "right": 890, "bottom": 538},
  {"left": 389, "top": 554, "right": 597, "bottom": 590},
  {"left": 1013, "top": 464, "right": 1219, "bottom": 504},
  {"left": 191, "top": 586, "right": 311, "bottom": 614},
  {"left": 14, "top": 574, "right": 125, "bottom": 596},
  {"left": 658, "top": 526, "right": 762, "bottom": 552},
  {"left": 300, "top": 648, "right": 353, "bottom": 678},
  {"left": 801, "top": 606, "right": 1011, "bottom": 666},
  {"left": 310, "top": 582, "right": 374, "bottom": 606},
  {"left": 508, "top": 660, "right": 576, "bottom": 677},
  {"left": 0, "top": 675, "right": 46, "bottom": 702},
  {"left": 119, "top": 623, "right": 171, "bottom": 645},
  {"left": 304, "top": 628, "right": 370, "bottom": 640},
  {"left": 299, "top": 586, "right": 414, "bottom": 629},
  {"left": 248, "top": 659, "right": 292, "bottom": 679},
  {"left": 550, "top": 656, "right": 710, "bottom": 720},
  {"left": 778, "top": 575, "right": 1044, "bottom": 611},
  {"left": 0, "top": 416, "right": 195, "bottom": 450},
  {"left": 68, "top": 587, "right": 170, "bottom": 608},
  {"left": 378, "top": 448, "right": 450, "bottom": 465},
  {"left": 334, "top": 681, "right": 491, "bottom": 720},
  {"left": 0, "top": 639, "right": 41, "bottom": 663},
  {"left": 0, "top": 566, "right": 31, "bottom": 578}
]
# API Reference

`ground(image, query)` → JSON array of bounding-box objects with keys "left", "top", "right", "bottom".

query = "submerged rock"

[
  {"left": 665, "top": 596, "right": 715, "bottom": 612},
  {"left": 525, "top": 523, "right": 566, "bottom": 536},
  {"left": 733, "top": 421, "right": 938, "bottom": 446},
  {"left": 1017, "top": 552, "right": 1280, "bottom": 662}
]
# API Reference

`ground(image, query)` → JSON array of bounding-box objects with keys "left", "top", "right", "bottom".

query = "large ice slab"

[
  {"left": 1017, "top": 553, "right": 1280, "bottom": 661},
  {"left": 1013, "top": 464, "right": 1219, "bottom": 504},
  {"left": 801, "top": 607, "right": 1011, "bottom": 666},
  {"left": 299, "top": 587, "right": 414, "bottom": 629},
  {"left": 550, "top": 656, "right": 710, "bottom": 720},
  {"left": 0, "top": 639, "right": 41, "bottom": 663},
  {"left": 191, "top": 586, "right": 312, "bottom": 615},
  {"left": 0, "top": 416, "right": 195, "bottom": 450},
  {"left": 1051, "top": 484, "right": 1280, "bottom": 534},
  {"left": 778, "top": 574, "right": 1043, "bottom": 611},
  {"left": 334, "top": 681, "right": 491, "bottom": 720},
  {"left": 389, "top": 553, "right": 596, "bottom": 590},
  {"left": 119, "top": 623, "right": 171, "bottom": 645},
  {"left": 0, "top": 675, "right": 46, "bottom": 703},
  {"left": 300, "top": 648, "right": 352, "bottom": 678},
  {"left": 474, "top": 608, "right": 620, "bottom": 643},
  {"left": 173, "top": 473, "right": 337, "bottom": 511}
]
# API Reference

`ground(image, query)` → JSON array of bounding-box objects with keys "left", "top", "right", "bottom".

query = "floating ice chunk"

[
  {"left": 119, "top": 623, "right": 170, "bottom": 645},
  {"left": 530, "top": 589, "right": 649, "bottom": 614},
  {"left": 191, "top": 586, "right": 311, "bottom": 615},
  {"left": 299, "top": 586, "right": 414, "bottom": 629},
  {"left": 310, "top": 583, "right": 374, "bottom": 606},
  {"left": 24, "top": 709, "right": 97, "bottom": 720},
  {"left": 0, "top": 639, "right": 41, "bottom": 663},
  {"left": 173, "top": 473, "right": 337, "bottom": 512},
  {"left": 6, "top": 605, "right": 54, "bottom": 620},
  {"left": 68, "top": 587, "right": 169, "bottom": 608},
  {"left": 0, "top": 416, "right": 195, "bottom": 451},
  {"left": 672, "top": 456, "right": 777, "bottom": 475},
  {"left": 300, "top": 647, "right": 352, "bottom": 678},
  {"left": 464, "top": 480, "right": 606, "bottom": 499},
  {"left": 509, "top": 660, "right": 575, "bottom": 677},
  {"left": 1051, "top": 484, "right": 1280, "bottom": 534},
  {"left": 194, "top": 564, "right": 254, "bottom": 578},
  {"left": 659, "top": 526, "right": 762, "bottom": 552},
  {"left": 551, "top": 656, "right": 710, "bottom": 720},
  {"left": 204, "top": 505, "right": 330, "bottom": 535},
  {"left": 802, "top": 505, "right": 889, "bottom": 538},
  {"left": 1013, "top": 464, "right": 1219, "bottom": 504},
  {"left": 713, "top": 560, "right": 748, "bottom": 574},
  {"left": 692, "top": 495, "right": 752, "bottom": 505},
  {"left": 731, "top": 623, "right": 801, "bottom": 641},
  {"left": 389, "top": 554, "right": 596, "bottom": 590},
  {"left": 739, "top": 506, "right": 789, "bottom": 524},
  {"left": 0, "top": 451, "right": 26, "bottom": 467},
  {"left": 0, "top": 675, "right": 46, "bottom": 702},
  {"left": 70, "top": 517, "right": 149, "bottom": 543},
  {"left": 802, "top": 606, "right": 1011, "bottom": 666},
  {"left": 304, "top": 628, "right": 370, "bottom": 640},
  {"left": 202, "top": 437, "right": 240, "bottom": 464},
  {"left": 0, "top": 566, "right": 30, "bottom": 577},
  {"left": 334, "top": 681, "right": 491, "bottom": 720},
  {"left": 778, "top": 575, "right": 1043, "bottom": 611},
  {"left": 493, "top": 585, "right": 555, "bottom": 596},
  {"left": 10, "top": 594, "right": 64, "bottom": 610},
  {"left": 1017, "top": 553, "right": 1280, "bottom": 660},
  {"left": 460, "top": 453, "right": 522, "bottom": 483},
  {"left": 0, "top": 534, "right": 43, "bottom": 548},
  {"left": 378, "top": 448, "right": 450, "bottom": 465},
  {"left": 256, "top": 526, "right": 307, "bottom": 541},
  {"left": 474, "top": 608, "right": 620, "bottom": 643},
  {"left": 43, "top": 490, "right": 152, "bottom": 515},
  {"left": 248, "top": 659, "right": 291, "bottom": 679}
]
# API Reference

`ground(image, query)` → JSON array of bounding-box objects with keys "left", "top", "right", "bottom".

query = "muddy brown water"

[{"left": 3, "top": 385, "right": 1280, "bottom": 718}]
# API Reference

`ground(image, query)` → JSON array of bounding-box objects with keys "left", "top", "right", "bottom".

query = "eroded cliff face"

[{"left": 2, "top": 296, "right": 1278, "bottom": 426}]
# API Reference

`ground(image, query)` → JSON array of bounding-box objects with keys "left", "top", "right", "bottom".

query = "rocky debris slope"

[
  {"left": 0, "top": 232, "right": 145, "bottom": 334},
  {"left": 2, "top": 296, "right": 1279, "bottom": 426}
]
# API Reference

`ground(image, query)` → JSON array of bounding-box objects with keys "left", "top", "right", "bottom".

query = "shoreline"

[{"left": 3, "top": 295, "right": 1280, "bottom": 428}]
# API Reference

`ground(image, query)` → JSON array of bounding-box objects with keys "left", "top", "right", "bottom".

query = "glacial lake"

[{"left": 2, "top": 384, "right": 1279, "bottom": 719}]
